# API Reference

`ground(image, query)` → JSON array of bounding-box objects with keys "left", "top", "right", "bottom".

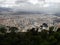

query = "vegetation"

[{"left": 0, "top": 25, "right": 60, "bottom": 45}]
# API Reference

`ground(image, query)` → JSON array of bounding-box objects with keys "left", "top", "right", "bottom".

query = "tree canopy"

[{"left": 0, "top": 25, "right": 60, "bottom": 45}]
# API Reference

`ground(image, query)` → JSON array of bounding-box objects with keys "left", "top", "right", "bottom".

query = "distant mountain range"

[
  {"left": 0, "top": 7, "right": 12, "bottom": 12},
  {"left": 0, "top": 8, "right": 42, "bottom": 15},
  {"left": 0, "top": 7, "right": 60, "bottom": 16}
]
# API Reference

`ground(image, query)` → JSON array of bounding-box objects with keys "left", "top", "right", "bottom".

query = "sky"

[{"left": 0, "top": 0, "right": 60, "bottom": 14}]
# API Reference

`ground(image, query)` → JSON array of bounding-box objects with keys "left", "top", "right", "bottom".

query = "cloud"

[
  {"left": 0, "top": 0, "right": 50, "bottom": 8},
  {"left": 46, "top": 0, "right": 60, "bottom": 3},
  {"left": 0, "top": 0, "right": 60, "bottom": 14},
  {"left": 0, "top": 0, "right": 16, "bottom": 7},
  {"left": 0, "top": 0, "right": 59, "bottom": 8}
]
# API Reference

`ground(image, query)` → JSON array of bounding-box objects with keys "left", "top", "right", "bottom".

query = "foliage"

[
  {"left": 9, "top": 27, "right": 18, "bottom": 33},
  {"left": 0, "top": 25, "right": 7, "bottom": 33},
  {"left": 0, "top": 25, "right": 60, "bottom": 45}
]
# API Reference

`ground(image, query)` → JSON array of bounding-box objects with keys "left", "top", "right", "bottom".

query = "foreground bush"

[{"left": 0, "top": 25, "right": 60, "bottom": 45}]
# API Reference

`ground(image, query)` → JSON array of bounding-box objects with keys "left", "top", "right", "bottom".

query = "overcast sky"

[{"left": 0, "top": 0, "right": 60, "bottom": 14}]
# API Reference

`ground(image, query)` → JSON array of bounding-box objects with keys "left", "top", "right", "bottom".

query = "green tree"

[
  {"left": 57, "top": 28, "right": 60, "bottom": 32},
  {"left": 9, "top": 27, "right": 18, "bottom": 33},
  {"left": 0, "top": 25, "right": 7, "bottom": 33},
  {"left": 48, "top": 35, "right": 57, "bottom": 45},
  {"left": 49, "top": 26, "right": 54, "bottom": 35}
]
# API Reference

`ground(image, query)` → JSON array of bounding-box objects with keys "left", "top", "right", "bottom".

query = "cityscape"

[
  {"left": 0, "top": 0, "right": 60, "bottom": 45},
  {"left": 0, "top": 14, "right": 60, "bottom": 32}
]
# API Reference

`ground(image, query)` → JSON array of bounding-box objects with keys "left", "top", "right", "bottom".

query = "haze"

[{"left": 0, "top": 0, "right": 60, "bottom": 15}]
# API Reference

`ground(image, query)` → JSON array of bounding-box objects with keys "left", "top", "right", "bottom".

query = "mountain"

[{"left": 0, "top": 7, "right": 12, "bottom": 12}]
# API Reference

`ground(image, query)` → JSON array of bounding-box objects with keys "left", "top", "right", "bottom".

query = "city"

[{"left": 0, "top": 14, "right": 60, "bottom": 32}]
